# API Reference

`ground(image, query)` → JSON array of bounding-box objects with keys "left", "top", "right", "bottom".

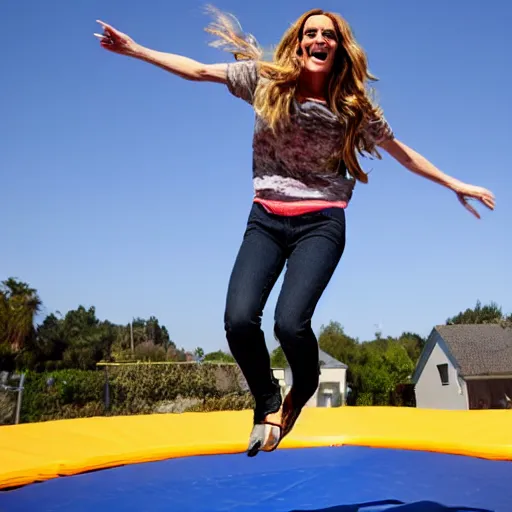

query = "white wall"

[
  {"left": 415, "top": 342, "right": 468, "bottom": 410},
  {"left": 271, "top": 368, "right": 286, "bottom": 398},
  {"left": 281, "top": 367, "right": 347, "bottom": 407}
]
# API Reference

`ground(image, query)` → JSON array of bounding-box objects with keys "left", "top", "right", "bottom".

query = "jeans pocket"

[
  {"left": 247, "top": 202, "right": 275, "bottom": 234},
  {"left": 247, "top": 202, "right": 262, "bottom": 221},
  {"left": 319, "top": 207, "right": 346, "bottom": 226}
]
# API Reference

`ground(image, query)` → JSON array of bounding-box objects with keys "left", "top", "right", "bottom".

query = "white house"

[
  {"left": 273, "top": 349, "right": 348, "bottom": 407},
  {"left": 412, "top": 325, "right": 512, "bottom": 410}
]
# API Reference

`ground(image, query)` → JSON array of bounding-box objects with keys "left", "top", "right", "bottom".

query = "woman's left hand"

[
  {"left": 379, "top": 139, "right": 495, "bottom": 219},
  {"left": 453, "top": 183, "right": 495, "bottom": 219}
]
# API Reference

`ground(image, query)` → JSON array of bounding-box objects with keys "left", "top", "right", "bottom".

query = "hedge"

[{"left": 20, "top": 363, "right": 253, "bottom": 423}]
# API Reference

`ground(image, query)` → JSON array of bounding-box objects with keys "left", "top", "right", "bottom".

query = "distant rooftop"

[
  {"left": 318, "top": 349, "right": 347, "bottom": 369},
  {"left": 435, "top": 324, "right": 512, "bottom": 376}
]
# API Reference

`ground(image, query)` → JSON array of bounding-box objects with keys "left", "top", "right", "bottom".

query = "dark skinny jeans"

[{"left": 224, "top": 202, "right": 346, "bottom": 421}]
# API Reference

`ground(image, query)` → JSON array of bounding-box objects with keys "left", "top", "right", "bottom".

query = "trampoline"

[{"left": 0, "top": 407, "right": 511, "bottom": 511}]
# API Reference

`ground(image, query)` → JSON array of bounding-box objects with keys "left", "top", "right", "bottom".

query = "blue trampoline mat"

[{"left": 1, "top": 446, "right": 511, "bottom": 511}]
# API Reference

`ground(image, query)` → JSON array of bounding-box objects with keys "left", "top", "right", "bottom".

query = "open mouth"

[{"left": 308, "top": 49, "right": 328, "bottom": 62}]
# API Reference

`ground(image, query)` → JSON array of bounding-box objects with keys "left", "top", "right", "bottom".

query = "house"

[
  {"left": 273, "top": 349, "right": 348, "bottom": 408},
  {"left": 412, "top": 324, "right": 512, "bottom": 410}
]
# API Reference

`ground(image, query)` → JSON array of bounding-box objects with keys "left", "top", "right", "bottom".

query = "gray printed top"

[{"left": 226, "top": 59, "right": 394, "bottom": 205}]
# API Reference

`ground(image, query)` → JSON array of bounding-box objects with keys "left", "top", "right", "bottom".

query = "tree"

[
  {"left": 318, "top": 321, "right": 358, "bottom": 365},
  {"left": 203, "top": 350, "right": 235, "bottom": 363},
  {"left": 0, "top": 278, "right": 42, "bottom": 351},
  {"left": 58, "top": 306, "right": 116, "bottom": 370},
  {"left": 0, "top": 276, "right": 187, "bottom": 370},
  {"left": 446, "top": 300, "right": 505, "bottom": 325},
  {"left": 133, "top": 341, "right": 167, "bottom": 362},
  {"left": 270, "top": 346, "right": 288, "bottom": 368},
  {"left": 397, "top": 332, "right": 425, "bottom": 363},
  {"left": 35, "top": 313, "right": 67, "bottom": 362},
  {"left": 145, "top": 316, "right": 171, "bottom": 347},
  {"left": 348, "top": 339, "right": 415, "bottom": 406},
  {"left": 383, "top": 343, "right": 415, "bottom": 385},
  {"left": 108, "top": 316, "right": 175, "bottom": 362}
]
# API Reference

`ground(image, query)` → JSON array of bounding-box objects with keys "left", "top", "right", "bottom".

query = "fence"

[{"left": 0, "top": 372, "right": 25, "bottom": 425}]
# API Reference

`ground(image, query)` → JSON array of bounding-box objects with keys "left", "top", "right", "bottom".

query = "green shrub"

[
  {"left": 21, "top": 369, "right": 104, "bottom": 423},
  {"left": 184, "top": 393, "right": 254, "bottom": 412},
  {"left": 106, "top": 364, "right": 233, "bottom": 413},
  {"left": 355, "top": 392, "right": 373, "bottom": 406},
  {"left": 57, "top": 401, "right": 105, "bottom": 420},
  {"left": 0, "top": 391, "right": 16, "bottom": 425},
  {"left": 20, "top": 363, "right": 250, "bottom": 423}
]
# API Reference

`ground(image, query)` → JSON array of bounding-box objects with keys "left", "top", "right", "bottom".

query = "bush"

[
  {"left": 21, "top": 369, "right": 105, "bottom": 423},
  {"left": 0, "top": 391, "right": 16, "bottom": 425},
  {"left": 56, "top": 401, "right": 105, "bottom": 420},
  {"left": 20, "top": 363, "right": 250, "bottom": 423},
  {"left": 355, "top": 392, "right": 373, "bottom": 406},
  {"left": 390, "top": 383, "right": 416, "bottom": 407},
  {"left": 105, "top": 363, "right": 243, "bottom": 414},
  {"left": 184, "top": 393, "right": 254, "bottom": 412}
]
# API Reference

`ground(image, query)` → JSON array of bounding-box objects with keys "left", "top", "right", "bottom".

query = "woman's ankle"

[{"left": 253, "top": 388, "right": 282, "bottom": 424}]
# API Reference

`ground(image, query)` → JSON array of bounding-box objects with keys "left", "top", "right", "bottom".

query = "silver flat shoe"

[{"left": 247, "top": 422, "right": 282, "bottom": 457}]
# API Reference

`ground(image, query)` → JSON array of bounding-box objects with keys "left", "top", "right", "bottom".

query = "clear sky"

[{"left": 2, "top": 0, "right": 510, "bottom": 354}]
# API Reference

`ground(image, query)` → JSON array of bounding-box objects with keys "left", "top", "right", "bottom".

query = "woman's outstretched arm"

[
  {"left": 379, "top": 138, "right": 495, "bottom": 219},
  {"left": 94, "top": 20, "right": 228, "bottom": 84}
]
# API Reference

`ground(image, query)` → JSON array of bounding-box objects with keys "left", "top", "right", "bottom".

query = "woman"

[{"left": 94, "top": 8, "right": 495, "bottom": 456}]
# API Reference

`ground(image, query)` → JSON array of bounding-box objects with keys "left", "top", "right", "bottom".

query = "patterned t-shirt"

[{"left": 225, "top": 59, "right": 394, "bottom": 208}]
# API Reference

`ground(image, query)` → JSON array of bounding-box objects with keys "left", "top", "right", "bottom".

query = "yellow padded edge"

[{"left": 1, "top": 407, "right": 511, "bottom": 490}]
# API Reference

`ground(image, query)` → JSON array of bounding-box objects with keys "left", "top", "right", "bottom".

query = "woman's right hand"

[{"left": 94, "top": 20, "right": 139, "bottom": 56}]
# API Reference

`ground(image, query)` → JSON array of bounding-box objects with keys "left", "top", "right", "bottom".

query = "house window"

[{"left": 437, "top": 363, "right": 449, "bottom": 385}]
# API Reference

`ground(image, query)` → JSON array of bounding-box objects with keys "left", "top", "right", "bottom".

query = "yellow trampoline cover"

[{"left": 0, "top": 407, "right": 511, "bottom": 490}]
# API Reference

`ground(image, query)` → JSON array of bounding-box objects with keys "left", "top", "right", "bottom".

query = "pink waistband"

[{"left": 254, "top": 198, "right": 347, "bottom": 216}]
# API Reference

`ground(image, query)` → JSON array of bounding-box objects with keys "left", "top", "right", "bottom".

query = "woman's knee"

[
  {"left": 273, "top": 314, "right": 309, "bottom": 343},
  {"left": 274, "top": 315, "right": 319, "bottom": 401},
  {"left": 224, "top": 305, "right": 261, "bottom": 336}
]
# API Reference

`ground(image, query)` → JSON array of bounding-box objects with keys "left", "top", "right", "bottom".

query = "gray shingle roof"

[
  {"left": 435, "top": 324, "right": 512, "bottom": 377},
  {"left": 318, "top": 349, "right": 347, "bottom": 369}
]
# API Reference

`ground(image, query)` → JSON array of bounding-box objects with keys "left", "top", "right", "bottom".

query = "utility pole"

[
  {"left": 14, "top": 373, "right": 25, "bottom": 425},
  {"left": 130, "top": 320, "right": 134, "bottom": 353}
]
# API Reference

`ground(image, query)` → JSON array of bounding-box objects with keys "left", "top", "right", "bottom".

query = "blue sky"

[{"left": 1, "top": 0, "right": 510, "bottom": 354}]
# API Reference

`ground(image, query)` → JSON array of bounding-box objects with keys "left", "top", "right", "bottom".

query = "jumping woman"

[{"left": 94, "top": 7, "right": 495, "bottom": 456}]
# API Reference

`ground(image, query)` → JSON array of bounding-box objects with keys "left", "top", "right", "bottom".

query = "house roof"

[
  {"left": 413, "top": 324, "right": 512, "bottom": 381},
  {"left": 436, "top": 324, "right": 512, "bottom": 377},
  {"left": 318, "top": 349, "right": 347, "bottom": 369}
]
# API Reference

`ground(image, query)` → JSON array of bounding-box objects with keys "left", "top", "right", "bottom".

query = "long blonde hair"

[{"left": 205, "top": 5, "right": 384, "bottom": 183}]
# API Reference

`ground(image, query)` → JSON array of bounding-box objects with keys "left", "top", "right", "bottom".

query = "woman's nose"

[{"left": 314, "top": 33, "right": 326, "bottom": 44}]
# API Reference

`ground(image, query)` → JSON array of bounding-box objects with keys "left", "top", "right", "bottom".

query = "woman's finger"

[
  {"left": 96, "top": 21, "right": 122, "bottom": 40},
  {"left": 465, "top": 202, "right": 480, "bottom": 219},
  {"left": 482, "top": 197, "right": 495, "bottom": 210},
  {"left": 457, "top": 194, "right": 480, "bottom": 219},
  {"left": 96, "top": 19, "right": 115, "bottom": 31},
  {"left": 93, "top": 33, "right": 113, "bottom": 46},
  {"left": 472, "top": 190, "right": 495, "bottom": 210}
]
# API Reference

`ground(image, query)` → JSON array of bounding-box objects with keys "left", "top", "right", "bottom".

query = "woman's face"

[{"left": 299, "top": 14, "right": 339, "bottom": 75}]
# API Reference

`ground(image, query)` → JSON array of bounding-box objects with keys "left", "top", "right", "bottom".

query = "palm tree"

[{"left": 0, "top": 278, "right": 42, "bottom": 351}]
